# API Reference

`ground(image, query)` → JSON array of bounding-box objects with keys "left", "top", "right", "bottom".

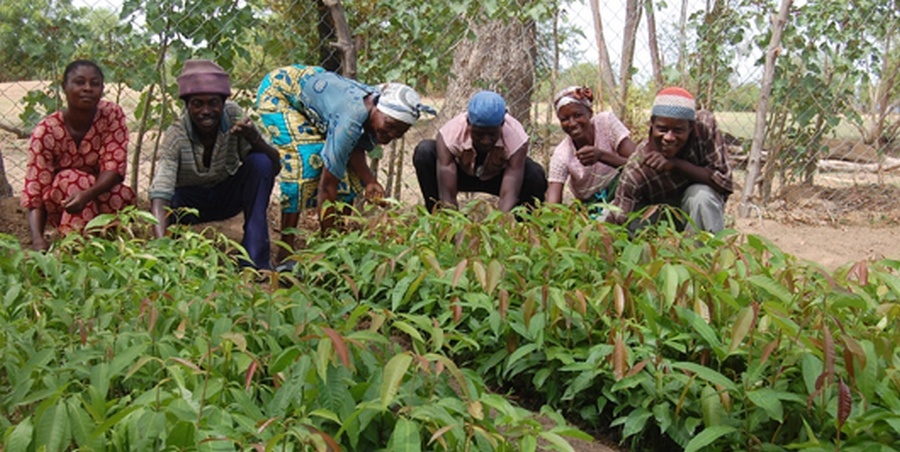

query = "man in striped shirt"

[
  {"left": 149, "top": 60, "right": 280, "bottom": 270},
  {"left": 605, "top": 87, "right": 733, "bottom": 232}
]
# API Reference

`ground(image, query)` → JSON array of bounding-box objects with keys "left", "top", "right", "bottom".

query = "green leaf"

[
  {"left": 269, "top": 347, "right": 302, "bottom": 374},
  {"left": 392, "top": 320, "right": 426, "bottom": 345},
  {"left": 537, "top": 431, "right": 576, "bottom": 452},
  {"left": 504, "top": 343, "right": 538, "bottom": 376},
  {"left": 67, "top": 398, "right": 97, "bottom": 449},
  {"left": 381, "top": 353, "right": 413, "bottom": 409},
  {"left": 675, "top": 307, "right": 722, "bottom": 351},
  {"left": 4, "top": 417, "right": 33, "bottom": 452},
  {"left": 663, "top": 264, "right": 679, "bottom": 308},
  {"left": 747, "top": 275, "right": 792, "bottom": 304},
  {"left": 388, "top": 417, "right": 422, "bottom": 451},
  {"left": 621, "top": 407, "right": 653, "bottom": 439},
  {"left": 700, "top": 384, "right": 725, "bottom": 427},
  {"left": 747, "top": 388, "right": 784, "bottom": 422},
  {"left": 670, "top": 362, "right": 737, "bottom": 392},
  {"left": 35, "top": 402, "right": 70, "bottom": 452},
  {"left": 109, "top": 343, "right": 149, "bottom": 376},
  {"left": 684, "top": 425, "right": 736, "bottom": 452}
]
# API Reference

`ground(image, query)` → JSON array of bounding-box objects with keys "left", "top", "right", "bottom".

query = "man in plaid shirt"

[{"left": 605, "top": 87, "right": 733, "bottom": 232}]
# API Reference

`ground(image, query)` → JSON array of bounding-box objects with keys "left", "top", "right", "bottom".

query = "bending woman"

[
  {"left": 545, "top": 86, "right": 635, "bottom": 210},
  {"left": 21, "top": 59, "right": 135, "bottom": 250},
  {"left": 256, "top": 64, "right": 433, "bottom": 266}
]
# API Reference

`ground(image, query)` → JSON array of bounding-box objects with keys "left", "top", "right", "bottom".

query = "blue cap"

[{"left": 467, "top": 91, "right": 506, "bottom": 127}]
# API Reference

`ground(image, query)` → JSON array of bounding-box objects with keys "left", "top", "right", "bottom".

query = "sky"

[{"left": 561, "top": 0, "right": 763, "bottom": 85}]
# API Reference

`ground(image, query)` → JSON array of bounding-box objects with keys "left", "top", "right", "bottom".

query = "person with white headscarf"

[{"left": 256, "top": 65, "right": 434, "bottom": 270}]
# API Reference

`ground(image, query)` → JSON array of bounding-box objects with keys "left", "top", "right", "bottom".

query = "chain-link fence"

[{"left": 1, "top": 0, "right": 898, "bottom": 224}]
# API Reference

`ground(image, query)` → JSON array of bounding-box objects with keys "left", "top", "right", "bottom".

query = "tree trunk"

[
  {"left": 678, "top": 0, "right": 689, "bottom": 80},
  {"left": 646, "top": 0, "right": 664, "bottom": 90},
  {"left": 0, "top": 148, "right": 13, "bottom": 198},
  {"left": 443, "top": 14, "right": 536, "bottom": 129},
  {"left": 739, "top": 0, "right": 792, "bottom": 217},
  {"left": 133, "top": 24, "right": 170, "bottom": 196},
  {"left": 617, "top": 0, "right": 642, "bottom": 119},
  {"left": 589, "top": 0, "right": 617, "bottom": 109},
  {"left": 322, "top": 0, "right": 357, "bottom": 79}
]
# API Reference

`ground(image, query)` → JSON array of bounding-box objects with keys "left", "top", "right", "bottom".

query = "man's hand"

[
  {"left": 230, "top": 117, "right": 261, "bottom": 143},
  {"left": 643, "top": 150, "right": 675, "bottom": 172}
]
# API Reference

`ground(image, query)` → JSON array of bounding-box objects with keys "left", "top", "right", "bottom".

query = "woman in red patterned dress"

[{"left": 21, "top": 60, "right": 135, "bottom": 250}]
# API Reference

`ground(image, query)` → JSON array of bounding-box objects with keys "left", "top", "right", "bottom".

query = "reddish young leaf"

[
  {"left": 321, "top": 327, "right": 351, "bottom": 368},
  {"left": 716, "top": 383, "right": 733, "bottom": 412},
  {"left": 78, "top": 319, "right": 87, "bottom": 346},
  {"left": 256, "top": 417, "right": 277, "bottom": 435},
  {"left": 843, "top": 348, "right": 856, "bottom": 384},
  {"left": 451, "top": 296, "right": 462, "bottom": 323},
  {"left": 573, "top": 289, "right": 587, "bottom": 316},
  {"left": 626, "top": 359, "right": 649, "bottom": 378},
  {"left": 838, "top": 378, "right": 852, "bottom": 429},
  {"left": 841, "top": 335, "right": 867, "bottom": 375},
  {"left": 452, "top": 259, "right": 468, "bottom": 287},
  {"left": 758, "top": 338, "right": 780, "bottom": 366},
  {"left": 523, "top": 293, "right": 536, "bottom": 329},
  {"left": 303, "top": 425, "right": 342, "bottom": 452},
  {"left": 175, "top": 319, "right": 186, "bottom": 340},
  {"left": 245, "top": 360, "right": 258, "bottom": 391},
  {"left": 848, "top": 261, "right": 869, "bottom": 286},
  {"left": 428, "top": 425, "right": 453, "bottom": 448},
  {"left": 612, "top": 336, "right": 627, "bottom": 381},
  {"left": 341, "top": 274, "right": 359, "bottom": 300},
  {"left": 498, "top": 289, "right": 509, "bottom": 320}
]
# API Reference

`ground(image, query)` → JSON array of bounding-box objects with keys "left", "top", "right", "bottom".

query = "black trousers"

[{"left": 413, "top": 139, "right": 547, "bottom": 212}]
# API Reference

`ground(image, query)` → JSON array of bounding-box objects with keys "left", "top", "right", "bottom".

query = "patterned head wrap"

[
  {"left": 376, "top": 83, "right": 437, "bottom": 125},
  {"left": 651, "top": 87, "right": 696, "bottom": 121},
  {"left": 177, "top": 59, "right": 231, "bottom": 99},
  {"left": 554, "top": 86, "right": 594, "bottom": 112}
]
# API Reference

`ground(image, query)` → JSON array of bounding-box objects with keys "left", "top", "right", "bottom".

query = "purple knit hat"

[{"left": 177, "top": 59, "right": 231, "bottom": 99}]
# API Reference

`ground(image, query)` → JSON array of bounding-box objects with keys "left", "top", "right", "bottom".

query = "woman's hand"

[
  {"left": 63, "top": 190, "right": 92, "bottom": 214},
  {"left": 575, "top": 145, "right": 614, "bottom": 166},
  {"left": 364, "top": 181, "right": 387, "bottom": 205}
]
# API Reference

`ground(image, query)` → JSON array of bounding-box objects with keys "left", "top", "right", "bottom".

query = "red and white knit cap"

[{"left": 651, "top": 87, "right": 695, "bottom": 121}]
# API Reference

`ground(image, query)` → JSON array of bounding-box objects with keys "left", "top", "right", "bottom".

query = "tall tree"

[
  {"left": 645, "top": 0, "right": 664, "bottom": 90},
  {"left": 617, "top": 0, "right": 642, "bottom": 119},
  {"left": 589, "top": 0, "right": 617, "bottom": 109},
  {"left": 443, "top": 14, "right": 537, "bottom": 128},
  {"left": 739, "top": 0, "right": 792, "bottom": 217}
]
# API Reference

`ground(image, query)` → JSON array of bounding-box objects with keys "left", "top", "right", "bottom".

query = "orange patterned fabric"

[{"left": 21, "top": 100, "right": 135, "bottom": 232}]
